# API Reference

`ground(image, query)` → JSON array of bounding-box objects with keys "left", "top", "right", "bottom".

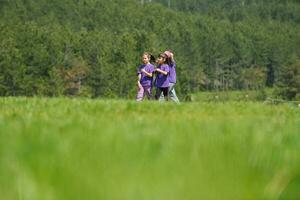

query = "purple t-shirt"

[
  {"left": 137, "top": 63, "right": 154, "bottom": 87},
  {"left": 156, "top": 64, "right": 170, "bottom": 88},
  {"left": 168, "top": 62, "right": 176, "bottom": 84}
]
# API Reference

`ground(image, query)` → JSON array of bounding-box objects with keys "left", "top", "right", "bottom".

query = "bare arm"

[
  {"left": 141, "top": 69, "right": 153, "bottom": 77},
  {"left": 156, "top": 68, "right": 168, "bottom": 75},
  {"left": 137, "top": 74, "right": 141, "bottom": 86}
]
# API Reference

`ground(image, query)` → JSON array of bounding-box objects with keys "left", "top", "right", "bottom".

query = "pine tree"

[{"left": 274, "top": 60, "right": 300, "bottom": 100}]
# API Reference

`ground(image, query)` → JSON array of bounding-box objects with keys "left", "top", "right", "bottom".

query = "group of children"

[{"left": 136, "top": 51, "right": 180, "bottom": 103}]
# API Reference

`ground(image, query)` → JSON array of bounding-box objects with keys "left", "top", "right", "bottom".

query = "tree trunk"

[{"left": 167, "top": 0, "right": 171, "bottom": 8}]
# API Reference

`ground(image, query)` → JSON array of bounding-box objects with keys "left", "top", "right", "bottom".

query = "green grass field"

[{"left": 0, "top": 97, "right": 299, "bottom": 200}]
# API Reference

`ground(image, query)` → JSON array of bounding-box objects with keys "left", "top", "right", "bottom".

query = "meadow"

[{"left": 0, "top": 97, "right": 299, "bottom": 200}]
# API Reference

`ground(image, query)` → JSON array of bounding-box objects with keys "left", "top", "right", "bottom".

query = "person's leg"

[
  {"left": 162, "top": 87, "right": 169, "bottom": 101},
  {"left": 144, "top": 86, "right": 153, "bottom": 100},
  {"left": 159, "top": 90, "right": 165, "bottom": 101},
  {"left": 155, "top": 88, "right": 163, "bottom": 100},
  {"left": 136, "top": 85, "right": 144, "bottom": 102},
  {"left": 169, "top": 83, "right": 180, "bottom": 103},
  {"left": 159, "top": 83, "right": 173, "bottom": 102}
]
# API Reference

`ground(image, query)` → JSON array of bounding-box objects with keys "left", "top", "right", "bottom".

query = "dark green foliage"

[
  {"left": 0, "top": 0, "right": 300, "bottom": 98},
  {"left": 274, "top": 59, "right": 300, "bottom": 100}
]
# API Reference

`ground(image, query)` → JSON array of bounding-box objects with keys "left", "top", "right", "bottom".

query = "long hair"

[{"left": 158, "top": 53, "right": 172, "bottom": 66}]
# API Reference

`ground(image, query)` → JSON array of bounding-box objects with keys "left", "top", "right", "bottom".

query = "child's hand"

[
  {"left": 141, "top": 69, "right": 146, "bottom": 73},
  {"left": 137, "top": 81, "right": 142, "bottom": 88}
]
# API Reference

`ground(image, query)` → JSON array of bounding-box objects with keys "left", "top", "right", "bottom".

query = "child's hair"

[
  {"left": 164, "top": 50, "right": 175, "bottom": 63},
  {"left": 158, "top": 53, "right": 172, "bottom": 66},
  {"left": 143, "top": 52, "right": 156, "bottom": 63}
]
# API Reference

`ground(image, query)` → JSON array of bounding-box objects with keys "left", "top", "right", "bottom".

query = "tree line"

[{"left": 0, "top": 0, "right": 299, "bottom": 100}]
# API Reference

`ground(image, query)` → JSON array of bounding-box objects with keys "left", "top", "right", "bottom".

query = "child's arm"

[
  {"left": 137, "top": 74, "right": 142, "bottom": 86},
  {"left": 141, "top": 69, "right": 153, "bottom": 77},
  {"left": 155, "top": 68, "right": 168, "bottom": 75}
]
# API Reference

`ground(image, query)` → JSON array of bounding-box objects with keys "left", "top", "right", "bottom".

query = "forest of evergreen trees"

[{"left": 0, "top": 0, "right": 299, "bottom": 99}]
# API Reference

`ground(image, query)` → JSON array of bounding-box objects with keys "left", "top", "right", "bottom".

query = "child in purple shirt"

[
  {"left": 159, "top": 50, "right": 180, "bottom": 103},
  {"left": 154, "top": 53, "right": 170, "bottom": 101},
  {"left": 136, "top": 52, "right": 155, "bottom": 101}
]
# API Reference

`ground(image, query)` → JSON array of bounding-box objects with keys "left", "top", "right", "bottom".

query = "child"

[
  {"left": 136, "top": 52, "right": 155, "bottom": 101},
  {"left": 160, "top": 50, "right": 180, "bottom": 103},
  {"left": 154, "top": 53, "right": 170, "bottom": 101}
]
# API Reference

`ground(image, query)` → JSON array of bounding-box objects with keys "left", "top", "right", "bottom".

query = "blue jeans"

[{"left": 159, "top": 83, "right": 180, "bottom": 103}]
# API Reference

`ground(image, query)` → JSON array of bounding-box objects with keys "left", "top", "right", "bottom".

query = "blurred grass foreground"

[{"left": 0, "top": 97, "right": 300, "bottom": 200}]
